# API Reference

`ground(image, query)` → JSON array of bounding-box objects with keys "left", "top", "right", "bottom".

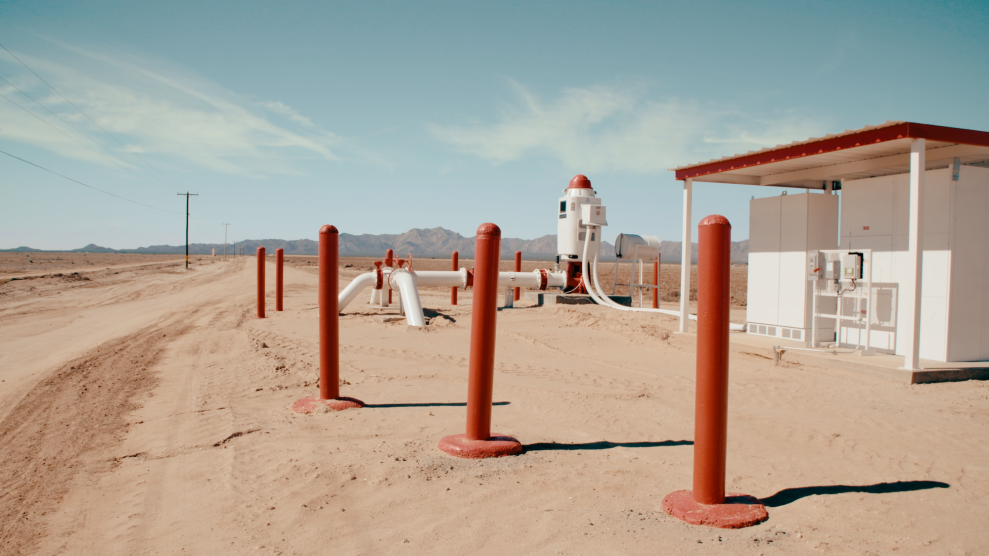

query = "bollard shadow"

[
  {"left": 759, "top": 480, "right": 949, "bottom": 507},
  {"left": 364, "top": 401, "right": 511, "bottom": 409},
  {"left": 524, "top": 440, "right": 692, "bottom": 452}
]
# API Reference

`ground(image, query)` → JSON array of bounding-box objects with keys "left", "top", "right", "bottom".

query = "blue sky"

[{"left": 1, "top": 0, "right": 987, "bottom": 249}]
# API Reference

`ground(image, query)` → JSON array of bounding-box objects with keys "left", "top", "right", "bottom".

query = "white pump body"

[{"left": 557, "top": 175, "right": 602, "bottom": 263}]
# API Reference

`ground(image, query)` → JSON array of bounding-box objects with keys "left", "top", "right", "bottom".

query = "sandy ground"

[
  {"left": 0, "top": 255, "right": 986, "bottom": 556},
  {"left": 0, "top": 252, "right": 185, "bottom": 277}
]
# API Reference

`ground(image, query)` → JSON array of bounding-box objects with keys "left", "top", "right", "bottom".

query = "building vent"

[
  {"left": 782, "top": 328, "right": 791, "bottom": 339},
  {"left": 793, "top": 330, "right": 802, "bottom": 340},
  {"left": 767, "top": 327, "right": 777, "bottom": 336}
]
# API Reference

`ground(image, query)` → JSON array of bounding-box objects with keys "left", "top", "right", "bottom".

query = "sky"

[{"left": 1, "top": 0, "right": 987, "bottom": 250}]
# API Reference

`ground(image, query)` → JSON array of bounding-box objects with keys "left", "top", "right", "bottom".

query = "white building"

[{"left": 670, "top": 121, "right": 989, "bottom": 369}]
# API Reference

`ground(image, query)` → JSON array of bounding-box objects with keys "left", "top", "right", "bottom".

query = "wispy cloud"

[
  {"left": 429, "top": 81, "right": 828, "bottom": 174},
  {"left": 0, "top": 42, "right": 340, "bottom": 178},
  {"left": 261, "top": 100, "right": 316, "bottom": 128}
]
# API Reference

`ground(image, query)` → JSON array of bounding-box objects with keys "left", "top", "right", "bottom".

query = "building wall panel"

[
  {"left": 840, "top": 169, "right": 954, "bottom": 360},
  {"left": 948, "top": 166, "right": 988, "bottom": 360},
  {"left": 746, "top": 196, "right": 781, "bottom": 325},
  {"left": 844, "top": 176, "right": 894, "bottom": 238},
  {"left": 778, "top": 194, "right": 809, "bottom": 328}
]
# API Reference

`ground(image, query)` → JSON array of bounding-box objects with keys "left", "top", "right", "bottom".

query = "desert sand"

[{"left": 1, "top": 254, "right": 986, "bottom": 555}]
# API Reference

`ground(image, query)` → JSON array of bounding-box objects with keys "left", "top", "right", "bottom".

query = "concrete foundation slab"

[
  {"left": 523, "top": 291, "right": 632, "bottom": 307},
  {"left": 728, "top": 332, "right": 989, "bottom": 384}
]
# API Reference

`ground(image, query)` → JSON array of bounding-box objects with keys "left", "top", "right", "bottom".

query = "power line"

[
  {"left": 0, "top": 41, "right": 176, "bottom": 184},
  {"left": 189, "top": 214, "right": 219, "bottom": 244},
  {"left": 0, "top": 87, "right": 173, "bottom": 192},
  {"left": 0, "top": 148, "right": 181, "bottom": 214},
  {"left": 195, "top": 193, "right": 223, "bottom": 225},
  {"left": 0, "top": 73, "right": 171, "bottom": 192}
]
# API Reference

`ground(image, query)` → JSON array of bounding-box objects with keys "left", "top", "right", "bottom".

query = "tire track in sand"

[{"left": 0, "top": 319, "right": 191, "bottom": 556}]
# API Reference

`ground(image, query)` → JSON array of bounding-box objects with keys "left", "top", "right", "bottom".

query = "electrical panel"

[
  {"left": 824, "top": 261, "right": 840, "bottom": 280},
  {"left": 807, "top": 251, "right": 823, "bottom": 280},
  {"left": 581, "top": 204, "right": 608, "bottom": 226},
  {"left": 842, "top": 253, "right": 863, "bottom": 280}
]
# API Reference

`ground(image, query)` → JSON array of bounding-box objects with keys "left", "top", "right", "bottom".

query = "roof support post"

[
  {"left": 679, "top": 178, "right": 693, "bottom": 332},
  {"left": 903, "top": 139, "right": 926, "bottom": 370}
]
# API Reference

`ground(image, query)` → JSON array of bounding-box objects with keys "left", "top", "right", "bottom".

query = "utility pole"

[
  {"left": 222, "top": 223, "right": 231, "bottom": 259},
  {"left": 177, "top": 192, "right": 199, "bottom": 268}
]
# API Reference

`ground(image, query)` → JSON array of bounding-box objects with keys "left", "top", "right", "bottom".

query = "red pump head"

[{"left": 568, "top": 174, "right": 592, "bottom": 190}]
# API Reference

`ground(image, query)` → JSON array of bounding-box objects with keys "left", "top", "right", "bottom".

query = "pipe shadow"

[
  {"left": 760, "top": 480, "right": 949, "bottom": 507},
  {"left": 364, "top": 401, "right": 511, "bottom": 408},
  {"left": 423, "top": 309, "right": 456, "bottom": 323},
  {"left": 524, "top": 440, "right": 693, "bottom": 452}
]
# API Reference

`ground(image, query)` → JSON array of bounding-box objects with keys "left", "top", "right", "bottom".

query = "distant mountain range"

[{"left": 2, "top": 227, "right": 749, "bottom": 263}]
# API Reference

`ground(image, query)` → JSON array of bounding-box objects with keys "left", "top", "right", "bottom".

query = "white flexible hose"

[
  {"left": 581, "top": 226, "right": 678, "bottom": 316},
  {"left": 580, "top": 225, "right": 744, "bottom": 331}
]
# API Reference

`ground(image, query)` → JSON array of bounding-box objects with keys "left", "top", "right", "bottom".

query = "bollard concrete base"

[
  {"left": 438, "top": 433, "right": 523, "bottom": 459},
  {"left": 662, "top": 490, "right": 768, "bottom": 529},
  {"left": 291, "top": 396, "right": 364, "bottom": 413}
]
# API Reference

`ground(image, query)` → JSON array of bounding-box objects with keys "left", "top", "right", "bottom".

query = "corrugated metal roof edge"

[
  {"left": 670, "top": 121, "right": 989, "bottom": 181},
  {"left": 670, "top": 121, "right": 904, "bottom": 172}
]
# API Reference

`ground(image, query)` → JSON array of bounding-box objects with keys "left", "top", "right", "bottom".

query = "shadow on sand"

[
  {"left": 423, "top": 308, "right": 456, "bottom": 323},
  {"left": 760, "top": 480, "right": 949, "bottom": 507},
  {"left": 364, "top": 401, "right": 511, "bottom": 408},
  {"left": 524, "top": 440, "right": 693, "bottom": 452}
]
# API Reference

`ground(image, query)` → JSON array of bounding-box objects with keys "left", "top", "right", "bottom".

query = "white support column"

[
  {"left": 903, "top": 139, "right": 926, "bottom": 370},
  {"left": 679, "top": 178, "right": 693, "bottom": 333}
]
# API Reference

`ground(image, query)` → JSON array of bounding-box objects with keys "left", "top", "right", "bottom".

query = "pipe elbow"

[{"left": 338, "top": 272, "right": 377, "bottom": 311}]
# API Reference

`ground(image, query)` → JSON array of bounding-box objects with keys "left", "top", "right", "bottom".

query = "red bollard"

[
  {"left": 291, "top": 226, "right": 364, "bottom": 413},
  {"left": 662, "top": 215, "right": 767, "bottom": 528},
  {"left": 438, "top": 224, "right": 522, "bottom": 459},
  {"left": 276, "top": 248, "right": 284, "bottom": 311},
  {"left": 514, "top": 250, "right": 522, "bottom": 301},
  {"left": 386, "top": 248, "right": 394, "bottom": 304},
  {"left": 653, "top": 257, "right": 660, "bottom": 309},
  {"left": 256, "top": 247, "right": 266, "bottom": 318},
  {"left": 451, "top": 250, "right": 459, "bottom": 306}
]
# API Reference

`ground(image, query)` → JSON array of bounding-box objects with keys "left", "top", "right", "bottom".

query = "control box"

[
  {"left": 842, "top": 253, "right": 863, "bottom": 280},
  {"left": 581, "top": 204, "right": 608, "bottom": 226},
  {"left": 824, "top": 260, "right": 840, "bottom": 280},
  {"left": 807, "top": 251, "right": 823, "bottom": 280}
]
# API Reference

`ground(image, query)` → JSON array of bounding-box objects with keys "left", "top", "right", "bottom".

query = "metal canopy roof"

[{"left": 671, "top": 121, "right": 989, "bottom": 189}]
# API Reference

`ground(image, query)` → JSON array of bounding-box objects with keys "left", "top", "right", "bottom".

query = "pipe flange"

[
  {"left": 387, "top": 267, "right": 401, "bottom": 290},
  {"left": 538, "top": 269, "right": 548, "bottom": 291}
]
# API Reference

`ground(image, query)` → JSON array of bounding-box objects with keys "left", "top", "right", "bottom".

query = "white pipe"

[
  {"left": 581, "top": 225, "right": 744, "bottom": 330},
  {"left": 339, "top": 267, "right": 565, "bottom": 326},
  {"left": 409, "top": 269, "right": 565, "bottom": 290},
  {"left": 497, "top": 270, "right": 566, "bottom": 289},
  {"left": 388, "top": 268, "right": 425, "bottom": 327},
  {"left": 409, "top": 269, "right": 469, "bottom": 288},
  {"left": 339, "top": 272, "right": 378, "bottom": 311}
]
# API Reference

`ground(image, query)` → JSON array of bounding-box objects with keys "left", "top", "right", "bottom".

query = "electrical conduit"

[{"left": 580, "top": 225, "right": 744, "bottom": 331}]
